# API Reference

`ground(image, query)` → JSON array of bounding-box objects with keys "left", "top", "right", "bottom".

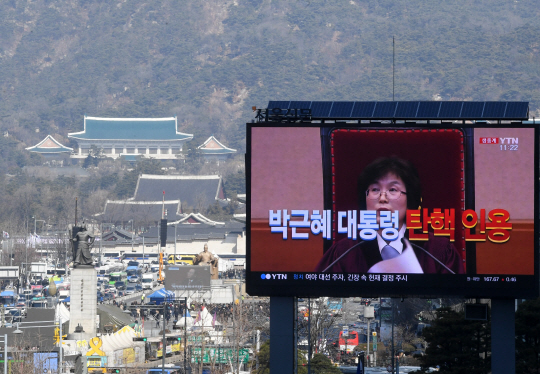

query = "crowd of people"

[
  {"left": 219, "top": 269, "right": 245, "bottom": 279},
  {"left": 110, "top": 298, "right": 270, "bottom": 331}
]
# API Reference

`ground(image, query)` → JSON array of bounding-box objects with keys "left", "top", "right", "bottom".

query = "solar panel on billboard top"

[
  {"left": 394, "top": 102, "right": 419, "bottom": 118},
  {"left": 461, "top": 102, "right": 485, "bottom": 118},
  {"left": 438, "top": 101, "right": 463, "bottom": 118},
  {"left": 311, "top": 101, "right": 333, "bottom": 117},
  {"left": 372, "top": 102, "right": 397, "bottom": 118},
  {"left": 416, "top": 101, "right": 441, "bottom": 118},
  {"left": 265, "top": 101, "right": 529, "bottom": 119},
  {"left": 330, "top": 102, "right": 354, "bottom": 118},
  {"left": 267, "top": 101, "right": 291, "bottom": 110},
  {"left": 351, "top": 102, "right": 376, "bottom": 117},
  {"left": 288, "top": 101, "right": 311, "bottom": 110},
  {"left": 482, "top": 102, "right": 506, "bottom": 118},
  {"left": 505, "top": 102, "right": 529, "bottom": 118}
]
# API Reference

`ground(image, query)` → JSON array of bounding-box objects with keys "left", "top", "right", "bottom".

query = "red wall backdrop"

[{"left": 330, "top": 128, "right": 466, "bottom": 267}]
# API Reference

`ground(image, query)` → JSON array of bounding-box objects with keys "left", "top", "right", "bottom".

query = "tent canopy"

[
  {"left": 97, "top": 304, "right": 135, "bottom": 330},
  {"left": 147, "top": 289, "right": 174, "bottom": 305},
  {"left": 192, "top": 306, "right": 221, "bottom": 331}
]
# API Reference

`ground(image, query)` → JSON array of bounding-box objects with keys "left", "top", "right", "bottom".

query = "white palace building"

[{"left": 68, "top": 116, "right": 193, "bottom": 160}]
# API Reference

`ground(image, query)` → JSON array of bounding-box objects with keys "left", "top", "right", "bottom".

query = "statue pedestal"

[{"left": 68, "top": 266, "right": 97, "bottom": 337}]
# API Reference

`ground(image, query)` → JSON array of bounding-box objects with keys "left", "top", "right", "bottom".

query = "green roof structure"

[
  {"left": 68, "top": 116, "right": 192, "bottom": 141},
  {"left": 120, "top": 154, "right": 142, "bottom": 162}
]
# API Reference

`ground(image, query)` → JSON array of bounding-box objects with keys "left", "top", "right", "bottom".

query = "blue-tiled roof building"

[{"left": 68, "top": 116, "right": 193, "bottom": 159}]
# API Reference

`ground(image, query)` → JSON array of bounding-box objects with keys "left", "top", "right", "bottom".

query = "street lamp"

[{"left": 395, "top": 349, "right": 404, "bottom": 374}]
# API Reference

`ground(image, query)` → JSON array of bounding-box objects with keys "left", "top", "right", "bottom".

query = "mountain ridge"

[{"left": 0, "top": 0, "right": 538, "bottom": 173}]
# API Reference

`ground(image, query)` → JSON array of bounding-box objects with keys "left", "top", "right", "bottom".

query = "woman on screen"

[{"left": 314, "top": 156, "right": 464, "bottom": 274}]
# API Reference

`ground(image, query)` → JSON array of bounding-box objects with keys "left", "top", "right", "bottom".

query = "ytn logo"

[
  {"left": 479, "top": 137, "right": 518, "bottom": 144},
  {"left": 261, "top": 273, "right": 287, "bottom": 280}
]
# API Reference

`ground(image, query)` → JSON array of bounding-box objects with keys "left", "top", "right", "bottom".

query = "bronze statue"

[
  {"left": 68, "top": 222, "right": 95, "bottom": 267},
  {"left": 194, "top": 243, "right": 218, "bottom": 279}
]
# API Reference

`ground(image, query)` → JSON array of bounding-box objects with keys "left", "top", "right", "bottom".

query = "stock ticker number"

[{"left": 484, "top": 276, "right": 517, "bottom": 282}]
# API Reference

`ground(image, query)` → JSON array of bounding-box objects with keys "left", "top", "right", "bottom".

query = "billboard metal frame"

[{"left": 246, "top": 103, "right": 539, "bottom": 299}]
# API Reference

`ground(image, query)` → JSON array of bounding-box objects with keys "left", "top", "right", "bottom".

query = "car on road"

[
  {"left": 125, "top": 286, "right": 136, "bottom": 295},
  {"left": 128, "top": 275, "right": 140, "bottom": 283},
  {"left": 31, "top": 296, "right": 48, "bottom": 308},
  {"left": 8, "top": 309, "right": 23, "bottom": 323},
  {"left": 115, "top": 281, "right": 127, "bottom": 291}
]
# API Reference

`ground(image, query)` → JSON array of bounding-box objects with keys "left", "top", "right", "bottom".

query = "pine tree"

[
  {"left": 417, "top": 307, "right": 490, "bottom": 374},
  {"left": 516, "top": 298, "right": 540, "bottom": 373}
]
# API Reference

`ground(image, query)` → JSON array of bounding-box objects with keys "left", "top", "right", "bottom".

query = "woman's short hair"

[{"left": 357, "top": 156, "right": 422, "bottom": 210}]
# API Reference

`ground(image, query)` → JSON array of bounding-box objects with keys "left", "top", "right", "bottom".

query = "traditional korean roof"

[
  {"left": 101, "top": 200, "right": 182, "bottom": 222},
  {"left": 68, "top": 116, "right": 193, "bottom": 141},
  {"left": 132, "top": 175, "right": 225, "bottom": 210},
  {"left": 171, "top": 212, "right": 225, "bottom": 225},
  {"left": 233, "top": 213, "right": 246, "bottom": 223},
  {"left": 102, "top": 228, "right": 134, "bottom": 242},
  {"left": 25, "top": 135, "right": 73, "bottom": 153},
  {"left": 197, "top": 136, "right": 237, "bottom": 155},
  {"left": 141, "top": 216, "right": 244, "bottom": 241}
]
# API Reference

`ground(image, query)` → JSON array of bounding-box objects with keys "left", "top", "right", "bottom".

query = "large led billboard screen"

[
  {"left": 165, "top": 265, "right": 211, "bottom": 290},
  {"left": 247, "top": 123, "right": 538, "bottom": 298}
]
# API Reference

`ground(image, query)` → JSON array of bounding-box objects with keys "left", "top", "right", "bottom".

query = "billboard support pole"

[
  {"left": 294, "top": 297, "right": 298, "bottom": 374},
  {"left": 491, "top": 299, "right": 514, "bottom": 374},
  {"left": 270, "top": 297, "right": 294, "bottom": 373},
  {"left": 162, "top": 302, "right": 166, "bottom": 374},
  {"left": 391, "top": 299, "right": 395, "bottom": 374},
  {"left": 367, "top": 318, "right": 370, "bottom": 367},
  {"left": 184, "top": 296, "right": 187, "bottom": 373},
  {"left": 4, "top": 333, "right": 7, "bottom": 374},
  {"left": 308, "top": 297, "right": 311, "bottom": 374}
]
